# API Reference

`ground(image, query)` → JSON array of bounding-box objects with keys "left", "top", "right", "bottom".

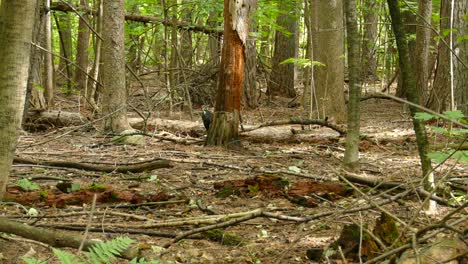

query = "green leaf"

[
  {"left": 16, "top": 178, "right": 40, "bottom": 191},
  {"left": 414, "top": 112, "right": 434, "bottom": 121},
  {"left": 428, "top": 152, "right": 449, "bottom": 164},
  {"left": 21, "top": 258, "right": 47, "bottom": 264},
  {"left": 430, "top": 126, "right": 447, "bottom": 134},
  {"left": 443, "top": 110, "right": 465, "bottom": 121},
  {"left": 248, "top": 184, "right": 260, "bottom": 193},
  {"left": 453, "top": 150, "right": 468, "bottom": 164}
]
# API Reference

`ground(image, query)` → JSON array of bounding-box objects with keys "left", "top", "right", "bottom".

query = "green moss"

[
  {"left": 87, "top": 183, "right": 107, "bottom": 191},
  {"left": 39, "top": 190, "right": 49, "bottom": 201},
  {"left": 216, "top": 185, "right": 240, "bottom": 198},
  {"left": 374, "top": 212, "right": 403, "bottom": 246},
  {"left": 203, "top": 229, "right": 245, "bottom": 246}
]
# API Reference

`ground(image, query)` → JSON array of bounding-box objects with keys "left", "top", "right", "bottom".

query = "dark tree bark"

[
  {"left": 207, "top": 11, "right": 221, "bottom": 65},
  {"left": 243, "top": 0, "right": 258, "bottom": 109},
  {"left": 75, "top": 0, "right": 90, "bottom": 94},
  {"left": 54, "top": 12, "right": 74, "bottom": 91},
  {"left": 395, "top": 1, "right": 417, "bottom": 98},
  {"left": 426, "top": 0, "right": 450, "bottom": 112},
  {"left": 180, "top": 0, "right": 193, "bottom": 67},
  {"left": 415, "top": 0, "right": 432, "bottom": 103},
  {"left": 206, "top": 0, "right": 252, "bottom": 146},
  {"left": 453, "top": 0, "right": 468, "bottom": 115},
  {"left": 0, "top": 0, "right": 36, "bottom": 198},
  {"left": 267, "top": 1, "right": 298, "bottom": 98},
  {"left": 387, "top": 0, "right": 433, "bottom": 203},
  {"left": 25, "top": 0, "right": 47, "bottom": 116},
  {"left": 361, "top": 0, "right": 379, "bottom": 80},
  {"left": 343, "top": 0, "right": 362, "bottom": 172}
]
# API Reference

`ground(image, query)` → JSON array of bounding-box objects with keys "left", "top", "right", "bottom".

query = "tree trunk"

[
  {"left": 25, "top": 0, "right": 47, "bottom": 116},
  {"left": 75, "top": 0, "right": 90, "bottom": 95},
  {"left": 343, "top": 0, "right": 362, "bottom": 172},
  {"left": 85, "top": 0, "right": 102, "bottom": 113},
  {"left": 361, "top": 0, "right": 379, "bottom": 81},
  {"left": 206, "top": 0, "right": 251, "bottom": 146},
  {"left": 242, "top": 0, "right": 258, "bottom": 109},
  {"left": 101, "top": 0, "right": 131, "bottom": 132},
  {"left": 207, "top": 12, "right": 221, "bottom": 65},
  {"left": 415, "top": 0, "right": 432, "bottom": 103},
  {"left": 180, "top": 0, "right": 193, "bottom": 67},
  {"left": 395, "top": 2, "right": 417, "bottom": 98},
  {"left": 453, "top": 0, "right": 468, "bottom": 115},
  {"left": 387, "top": 0, "right": 434, "bottom": 211},
  {"left": 55, "top": 12, "right": 73, "bottom": 91},
  {"left": 311, "top": 0, "right": 346, "bottom": 123},
  {"left": 44, "top": 0, "right": 54, "bottom": 107},
  {"left": 169, "top": 1, "right": 178, "bottom": 86},
  {"left": 302, "top": 0, "right": 313, "bottom": 112},
  {"left": 426, "top": 0, "right": 450, "bottom": 112},
  {"left": 267, "top": 1, "right": 298, "bottom": 98},
  {"left": 0, "top": 0, "right": 36, "bottom": 197}
]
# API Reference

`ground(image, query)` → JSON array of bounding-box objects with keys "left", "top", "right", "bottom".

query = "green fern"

[
  {"left": 21, "top": 237, "right": 138, "bottom": 264},
  {"left": 88, "top": 237, "right": 135, "bottom": 264},
  {"left": 22, "top": 258, "right": 46, "bottom": 264},
  {"left": 53, "top": 248, "right": 79, "bottom": 264}
]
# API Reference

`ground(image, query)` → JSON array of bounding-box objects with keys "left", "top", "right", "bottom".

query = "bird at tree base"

[{"left": 201, "top": 105, "right": 213, "bottom": 131}]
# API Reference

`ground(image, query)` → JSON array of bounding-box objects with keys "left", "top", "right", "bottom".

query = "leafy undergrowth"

[{"left": 1, "top": 99, "right": 466, "bottom": 263}]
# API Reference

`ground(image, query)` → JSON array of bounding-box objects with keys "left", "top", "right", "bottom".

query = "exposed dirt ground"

[{"left": 1, "top": 94, "right": 466, "bottom": 264}]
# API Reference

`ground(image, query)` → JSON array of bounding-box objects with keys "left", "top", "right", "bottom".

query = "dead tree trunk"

[{"left": 205, "top": 0, "right": 252, "bottom": 146}]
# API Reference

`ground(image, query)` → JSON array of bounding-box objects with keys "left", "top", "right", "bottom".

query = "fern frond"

[
  {"left": 52, "top": 248, "right": 79, "bottom": 264},
  {"left": 88, "top": 236, "right": 135, "bottom": 263}
]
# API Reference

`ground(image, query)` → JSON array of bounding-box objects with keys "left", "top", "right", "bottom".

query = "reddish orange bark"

[{"left": 214, "top": 0, "right": 246, "bottom": 113}]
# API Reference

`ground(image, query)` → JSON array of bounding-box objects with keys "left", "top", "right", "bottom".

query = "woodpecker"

[{"left": 201, "top": 105, "right": 213, "bottom": 131}]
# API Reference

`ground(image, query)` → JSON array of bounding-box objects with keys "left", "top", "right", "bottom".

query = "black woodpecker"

[{"left": 201, "top": 105, "right": 213, "bottom": 131}]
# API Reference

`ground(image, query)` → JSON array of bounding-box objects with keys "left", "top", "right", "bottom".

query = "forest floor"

[{"left": 1, "top": 93, "right": 466, "bottom": 263}]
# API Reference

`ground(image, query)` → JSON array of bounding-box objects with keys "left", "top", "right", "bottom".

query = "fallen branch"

[
  {"left": 242, "top": 117, "right": 346, "bottom": 136},
  {"left": 342, "top": 170, "right": 451, "bottom": 206},
  {"left": 162, "top": 208, "right": 264, "bottom": 248},
  {"left": 13, "top": 157, "right": 171, "bottom": 173},
  {"left": 50, "top": 2, "right": 222, "bottom": 35}
]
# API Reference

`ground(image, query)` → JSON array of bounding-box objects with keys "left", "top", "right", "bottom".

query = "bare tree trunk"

[
  {"left": 101, "top": 0, "right": 131, "bottom": 132},
  {"left": 206, "top": 0, "right": 251, "bottom": 146},
  {"left": 44, "top": 0, "right": 54, "bottom": 107},
  {"left": 267, "top": 1, "right": 298, "bottom": 98},
  {"left": 453, "top": 0, "right": 468, "bottom": 115},
  {"left": 0, "top": 0, "right": 36, "bottom": 197},
  {"left": 415, "top": 0, "right": 432, "bottom": 103},
  {"left": 55, "top": 12, "right": 74, "bottom": 91},
  {"left": 75, "top": 0, "right": 90, "bottom": 97},
  {"left": 242, "top": 0, "right": 258, "bottom": 109},
  {"left": 395, "top": 2, "right": 417, "bottom": 98},
  {"left": 426, "top": 0, "right": 450, "bottom": 112},
  {"left": 25, "top": 0, "right": 47, "bottom": 116},
  {"left": 180, "top": 0, "right": 193, "bottom": 67},
  {"left": 387, "top": 0, "right": 434, "bottom": 212},
  {"left": 343, "top": 0, "right": 362, "bottom": 172},
  {"left": 311, "top": 0, "right": 346, "bottom": 123},
  {"left": 302, "top": 0, "right": 313, "bottom": 112},
  {"left": 170, "top": 1, "right": 179, "bottom": 87},
  {"left": 85, "top": 0, "right": 102, "bottom": 113},
  {"left": 361, "top": 0, "right": 379, "bottom": 81},
  {"left": 207, "top": 12, "right": 221, "bottom": 65}
]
